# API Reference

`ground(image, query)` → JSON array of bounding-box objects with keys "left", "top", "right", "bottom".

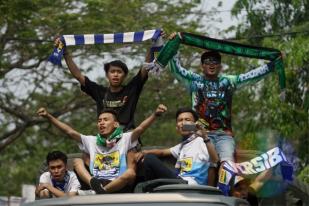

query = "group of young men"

[{"left": 36, "top": 32, "right": 280, "bottom": 201}]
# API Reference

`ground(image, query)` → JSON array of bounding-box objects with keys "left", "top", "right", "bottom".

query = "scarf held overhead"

[
  {"left": 153, "top": 32, "right": 285, "bottom": 97},
  {"left": 49, "top": 29, "right": 162, "bottom": 66}
]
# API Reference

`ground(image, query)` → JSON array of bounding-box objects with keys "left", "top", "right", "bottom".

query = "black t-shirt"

[{"left": 81, "top": 70, "right": 147, "bottom": 131}]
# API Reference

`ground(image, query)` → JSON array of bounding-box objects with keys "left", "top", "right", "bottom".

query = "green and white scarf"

[
  {"left": 149, "top": 32, "right": 285, "bottom": 99},
  {"left": 96, "top": 127, "right": 123, "bottom": 148}
]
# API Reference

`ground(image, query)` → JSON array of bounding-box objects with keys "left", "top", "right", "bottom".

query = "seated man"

[
  {"left": 136, "top": 108, "right": 219, "bottom": 185},
  {"left": 37, "top": 104, "right": 167, "bottom": 194},
  {"left": 36, "top": 151, "right": 81, "bottom": 198}
]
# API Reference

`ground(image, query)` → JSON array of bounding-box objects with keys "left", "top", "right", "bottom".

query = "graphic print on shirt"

[
  {"left": 194, "top": 79, "right": 232, "bottom": 131},
  {"left": 178, "top": 157, "right": 193, "bottom": 173},
  {"left": 103, "top": 96, "right": 128, "bottom": 108},
  {"left": 93, "top": 150, "right": 120, "bottom": 178},
  {"left": 169, "top": 55, "right": 276, "bottom": 134}
]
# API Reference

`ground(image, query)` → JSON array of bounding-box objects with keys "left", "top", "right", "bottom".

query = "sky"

[
  {"left": 83, "top": 0, "right": 241, "bottom": 80},
  {"left": 200, "top": 0, "right": 238, "bottom": 36}
]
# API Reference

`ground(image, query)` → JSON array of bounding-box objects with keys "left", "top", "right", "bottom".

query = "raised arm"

[
  {"left": 231, "top": 56, "right": 282, "bottom": 89},
  {"left": 37, "top": 107, "right": 81, "bottom": 143},
  {"left": 168, "top": 55, "right": 203, "bottom": 89},
  {"left": 163, "top": 32, "right": 202, "bottom": 90},
  {"left": 195, "top": 125, "right": 219, "bottom": 163},
  {"left": 203, "top": 135, "right": 219, "bottom": 164},
  {"left": 141, "top": 30, "right": 166, "bottom": 79},
  {"left": 131, "top": 104, "right": 167, "bottom": 142},
  {"left": 54, "top": 38, "right": 86, "bottom": 86},
  {"left": 140, "top": 48, "right": 152, "bottom": 80}
]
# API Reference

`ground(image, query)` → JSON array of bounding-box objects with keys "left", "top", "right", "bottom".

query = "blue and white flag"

[
  {"left": 218, "top": 147, "right": 293, "bottom": 196},
  {"left": 49, "top": 29, "right": 162, "bottom": 66}
]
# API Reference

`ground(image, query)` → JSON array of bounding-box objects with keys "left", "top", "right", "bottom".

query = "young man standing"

[
  {"left": 37, "top": 104, "right": 167, "bottom": 194},
  {"left": 54, "top": 37, "right": 153, "bottom": 190},
  {"left": 167, "top": 32, "right": 281, "bottom": 184},
  {"left": 137, "top": 108, "right": 219, "bottom": 185},
  {"left": 54, "top": 38, "right": 151, "bottom": 125},
  {"left": 36, "top": 151, "right": 81, "bottom": 198}
]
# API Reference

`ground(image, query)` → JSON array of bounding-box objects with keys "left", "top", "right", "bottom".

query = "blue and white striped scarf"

[{"left": 49, "top": 29, "right": 162, "bottom": 65}]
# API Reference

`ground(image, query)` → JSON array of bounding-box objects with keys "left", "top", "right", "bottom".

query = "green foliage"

[
  {"left": 0, "top": 0, "right": 206, "bottom": 196},
  {"left": 231, "top": 0, "right": 309, "bottom": 169},
  {"left": 0, "top": 0, "right": 308, "bottom": 196},
  {"left": 298, "top": 165, "right": 309, "bottom": 183},
  {"left": 135, "top": 70, "right": 191, "bottom": 147}
]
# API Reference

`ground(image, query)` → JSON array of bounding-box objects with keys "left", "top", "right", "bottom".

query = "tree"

[
  {"left": 0, "top": 0, "right": 218, "bottom": 195},
  {"left": 229, "top": 0, "right": 309, "bottom": 175}
]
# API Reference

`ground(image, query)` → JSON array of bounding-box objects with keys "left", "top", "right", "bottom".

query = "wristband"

[{"left": 204, "top": 138, "right": 210, "bottom": 144}]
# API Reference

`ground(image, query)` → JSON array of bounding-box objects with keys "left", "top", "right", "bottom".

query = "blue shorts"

[{"left": 208, "top": 132, "right": 235, "bottom": 162}]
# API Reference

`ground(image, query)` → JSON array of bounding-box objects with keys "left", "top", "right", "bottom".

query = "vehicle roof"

[{"left": 23, "top": 193, "right": 249, "bottom": 206}]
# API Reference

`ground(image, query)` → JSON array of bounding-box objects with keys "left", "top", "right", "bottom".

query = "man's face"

[
  {"left": 232, "top": 182, "right": 249, "bottom": 199},
  {"left": 97, "top": 112, "right": 118, "bottom": 136},
  {"left": 201, "top": 57, "right": 222, "bottom": 79},
  {"left": 106, "top": 66, "right": 126, "bottom": 87},
  {"left": 48, "top": 159, "right": 66, "bottom": 181},
  {"left": 176, "top": 112, "right": 196, "bottom": 136}
]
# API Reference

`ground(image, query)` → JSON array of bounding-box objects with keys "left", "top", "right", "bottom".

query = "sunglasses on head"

[{"left": 203, "top": 57, "right": 220, "bottom": 65}]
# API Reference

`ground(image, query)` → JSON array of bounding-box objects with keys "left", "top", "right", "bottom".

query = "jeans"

[{"left": 208, "top": 132, "right": 235, "bottom": 162}]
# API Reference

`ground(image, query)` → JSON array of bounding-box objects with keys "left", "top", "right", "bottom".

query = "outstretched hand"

[
  {"left": 154, "top": 104, "right": 167, "bottom": 116},
  {"left": 37, "top": 107, "right": 49, "bottom": 117}
]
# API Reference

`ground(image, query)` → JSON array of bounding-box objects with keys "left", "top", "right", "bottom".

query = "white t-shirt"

[
  {"left": 80, "top": 131, "right": 137, "bottom": 180},
  {"left": 39, "top": 171, "right": 80, "bottom": 193},
  {"left": 170, "top": 136, "right": 210, "bottom": 185}
]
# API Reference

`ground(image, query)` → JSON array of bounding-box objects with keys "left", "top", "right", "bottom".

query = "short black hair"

[
  {"left": 201, "top": 51, "right": 221, "bottom": 63},
  {"left": 104, "top": 60, "right": 128, "bottom": 75},
  {"left": 176, "top": 107, "right": 199, "bottom": 122},
  {"left": 99, "top": 109, "right": 118, "bottom": 121},
  {"left": 46, "top": 151, "right": 67, "bottom": 165}
]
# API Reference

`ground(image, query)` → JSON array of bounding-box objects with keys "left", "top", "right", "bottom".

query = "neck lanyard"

[
  {"left": 175, "top": 134, "right": 197, "bottom": 170},
  {"left": 51, "top": 172, "right": 69, "bottom": 192}
]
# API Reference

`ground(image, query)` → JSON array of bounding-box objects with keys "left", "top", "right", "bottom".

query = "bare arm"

[
  {"left": 233, "top": 56, "right": 282, "bottom": 89},
  {"left": 140, "top": 48, "right": 151, "bottom": 79},
  {"left": 204, "top": 137, "right": 219, "bottom": 163},
  {"left": 55, "top": 38, "right": 85, "bottom": 86},
  {"left": 37, "top": 183, "right": 76, "bottom": 198},
  {"left": 250, "top": 169, "right": 279, "bottom": 191},
  {"left": 195, "top": 125, "right": 219, "bottom": 163},
  {"left": 37, "top": 107, "right": 81, "bottom": 143},
  {"left": 135, "top": 149, "right": 171, "bottom": 163},
  {"left": 131, "top": 104, "right": 167, "bottom": 142},
  {"left": 143, "top": 148, "right": 172, "bottom": 157}
]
